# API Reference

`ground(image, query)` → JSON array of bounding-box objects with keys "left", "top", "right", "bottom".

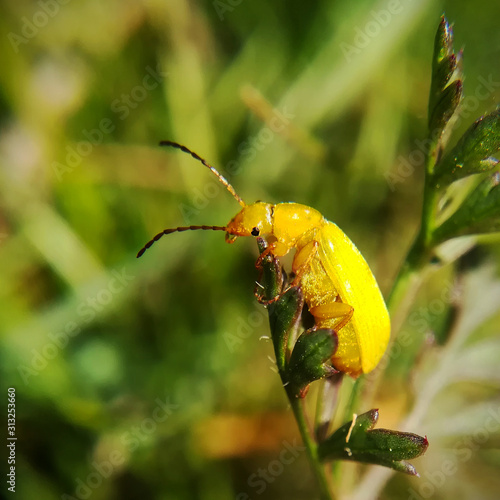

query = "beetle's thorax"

[{"left": 272, "top": 202, "right": 325, "bottom": 249}]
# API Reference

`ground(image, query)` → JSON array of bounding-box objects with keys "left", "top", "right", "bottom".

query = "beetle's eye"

[{"left": 251, "top": 227, "right": 260, "bottom": 237}]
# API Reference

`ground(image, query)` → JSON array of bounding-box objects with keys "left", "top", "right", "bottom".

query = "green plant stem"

[
  {"left": 386, "top": 242, "right": 428, "bottom": 328},
  {"left": 387, "top": 139, "right": 440, "bottom": 317},
  {"left": 257, "top": 239, "right": 335, "bottom": 499},
  {"left": 360, "top": 139, "right": 441, "bottom": 413},
  {"left": 286, "top": 389, "right": 335, "bottom": 500}
]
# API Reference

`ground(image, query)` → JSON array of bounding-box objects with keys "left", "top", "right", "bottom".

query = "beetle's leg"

[
  {"left": 309, "top": 301, "right": 354, "bottom": 332},
  {"left": 255, "top": 270, "right": 292, "bottom": 305},
  {"left": 254, "top": 243, "right": 286, "bottom": 304},
  {"left": 262, "top": 240, "right": 319, "bottom": 304},
  {"left": 255, "top": 241, "right": 293, "bottom": 304},
  {"left": 254, "top": 242, "right": 277, "bottom": 304},
  {"left": 255, "top": 241, "right": 290, "bottom": 269},
  {"left": 255, "top": 241, "right": 319, "bottom": 306},
  {"left": 289, "top": 240, "right": 319, "bottom": 289},
  {"left": 255, "top": 245, "right": 275, "bottom": 269},
  {"left": 253, "top": 267, "right": 271, "bottom": 304}
]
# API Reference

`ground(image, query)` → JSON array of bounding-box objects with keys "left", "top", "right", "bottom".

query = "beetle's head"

[{"left": 225, "top": 202, "right": 274, "bottom": 243}]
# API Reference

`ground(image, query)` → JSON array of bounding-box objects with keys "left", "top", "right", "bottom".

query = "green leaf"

[
  {"left": 257, "top": 238, "right": 303, "bottom": 372},
  {"left": 433, "top": 171, "right": 500, "bottom": 242},
  {"left": 318, "top": 410, "right": 428, "bottom": 475},
  {"left": 286, "top": 328, "right": 338, "bottom": 398},
  {"left": 428, "top": 16, "right": 463, "bottom": 137},
  {"left": 269, "top": 287, "right": 304, "bottom": 372},
  {"left": 429, "top": 79, "right": 463, "bottom": 137},
  {"left": 434, "top": 109, "right": 500, "bottom": 186},
  {"left": 257, "top": 237, "right": 283, "bottom": 301}
]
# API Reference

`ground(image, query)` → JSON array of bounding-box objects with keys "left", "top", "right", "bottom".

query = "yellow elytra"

[{"left": 138, "top": 141, "right": 391, "bottom": 377}]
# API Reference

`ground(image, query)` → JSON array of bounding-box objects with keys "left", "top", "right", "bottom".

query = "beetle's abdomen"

[
  {"left": 299, "top": 255, "right": 364, "bottom": 376},
  {"left": 295, "top": 222, "right": 390, "bottom": 377}
]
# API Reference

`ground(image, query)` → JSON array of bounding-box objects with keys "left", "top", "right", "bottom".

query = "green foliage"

[
  {"left": 286, "top": 329, "right": 338, "bottom": 397},
  {"left": 318, "top": 410, "right": 428, "bottom": 475},
  {"left": 428, "top": 16, "right": 463, "bottom": 138},
  {"left": 419, "top": 16, "right": 500, "bottom": 250},
  {"left": 434, "top": 110, "right": 500, "bottom": 185},
  {"left": 434, "top": 171, "right": 500, "bottom": 240}
]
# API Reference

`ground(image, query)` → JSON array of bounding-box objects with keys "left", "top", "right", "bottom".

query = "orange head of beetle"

[{"left": 225, "top": 202, "right": 274, "bottom": 243}]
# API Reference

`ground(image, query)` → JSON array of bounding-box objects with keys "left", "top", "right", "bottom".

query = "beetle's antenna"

[
  {"left": 137, "top": 225, "right": 229, "bottom": 258},
  {"left": 160, "top": 140, "right": 246, "bottom": 207}
]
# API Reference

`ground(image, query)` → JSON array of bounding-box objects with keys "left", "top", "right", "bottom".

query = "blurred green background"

[{"left": 1, "top": 1, "right": 500, "bottom": 499}]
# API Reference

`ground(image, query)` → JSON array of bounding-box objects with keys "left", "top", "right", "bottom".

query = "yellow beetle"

[{"left": 138, "top": 141, "right": 390, "bottom": 377}]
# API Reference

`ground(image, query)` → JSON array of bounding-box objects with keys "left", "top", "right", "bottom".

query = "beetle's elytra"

[{"left": 138, "top": 141, "right": 390, "bottom": 377}]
